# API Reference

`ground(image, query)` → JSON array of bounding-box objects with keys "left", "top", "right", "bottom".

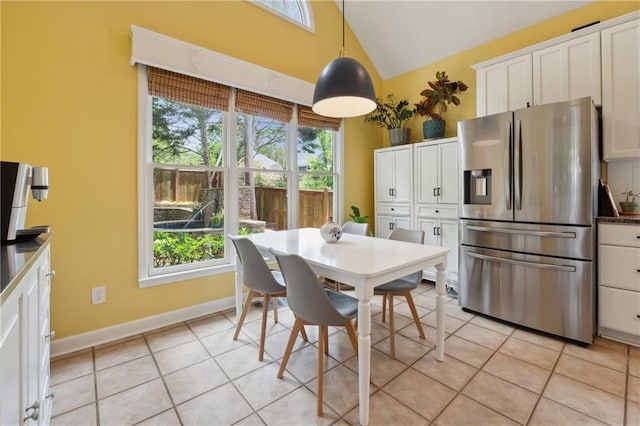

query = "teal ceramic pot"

[{"left": 423, "top": 119, "right": 445, "bottom": 139}]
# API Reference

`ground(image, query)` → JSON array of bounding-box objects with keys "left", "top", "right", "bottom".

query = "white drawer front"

[
  {"left": 599, "top": 286, "right": 640, "bottom": 337},
  {"left": 599, "top": 245, "right": 640, "bottom": 291},
  {"left": 599, "top": 223, "right": 640, "bottom": 247},
  {"left": 376, "top": 204, "right": 410, "bottom": 216},
  {"left": 416, "top": 205, "right": 458, "bottom": 219}
]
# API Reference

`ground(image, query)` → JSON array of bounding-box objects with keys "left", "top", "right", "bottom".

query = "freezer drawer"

[
  {"left": 460, "top": 219, "right": 593, "bottom": 260},
  {"left": 459, "top": 245, "right": 594, "bottom": 343}
]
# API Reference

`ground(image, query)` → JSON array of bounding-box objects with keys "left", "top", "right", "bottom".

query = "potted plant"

[
  {"left": 619, "top": 190, "right": 639, "bottom": 213},
  {"left": 414, "top": 71, "right": 468, "bottom": 139},
  {"left": 209, "top": 209, "right": 224, "bottom": 228},
  {"left": 348, "top": 205, "right": 369, "bottom": 224},
  {"left": 364, "top": 94, "right": 414, "bottom": 146}
]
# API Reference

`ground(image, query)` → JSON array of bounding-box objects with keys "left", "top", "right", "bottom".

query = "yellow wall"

[
  {"left": 1, "top": 1, "right": 381, "bottom": 338},
  {"left": 384, "top": 0, "right": 639, "bottom": 145},
  {"left": 2, "top": 0, "right": 637, "bottom": 341}
]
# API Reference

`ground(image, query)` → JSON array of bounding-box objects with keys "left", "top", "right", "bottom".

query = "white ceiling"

[{"left": 339, "top": 0, "right": 596, "bottom": 80}]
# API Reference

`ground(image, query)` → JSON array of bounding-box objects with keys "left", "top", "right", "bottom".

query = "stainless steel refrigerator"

[{"left": 457, "top": 97, "right": 599, "bottom": 344}]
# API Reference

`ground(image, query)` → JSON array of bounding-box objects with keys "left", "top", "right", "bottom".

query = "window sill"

[{"left": 139, "top": 263, "right": 236, "bottom": 288}]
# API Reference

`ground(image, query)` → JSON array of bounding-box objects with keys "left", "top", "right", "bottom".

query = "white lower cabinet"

[
  {"left": 376, "top": 215, "right": 411, "bottom": 240},
  {"left": 0, "top": 240, "right": 54, "bottom": 425},
  {"left": 417, "top": 217, "right": 458, "bottom": 285},
  {"left": 598, "top": 223, "right": 640, "bottom": 346}
]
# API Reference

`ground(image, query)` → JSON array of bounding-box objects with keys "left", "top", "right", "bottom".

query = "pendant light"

[{"left": 312, "top": 0, "right": 376, "bottom": 118}]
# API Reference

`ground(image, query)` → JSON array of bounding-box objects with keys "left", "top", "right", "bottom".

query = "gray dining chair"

[
  {"left": 341, "top": 221, "right": 368, "bottom": 236},
  {"left": 270, "top": 249, "right": 358, "bottom": 416},
  {"left": 375, "top": 228, "right": 426, "bottom": 359},
  {"left": 327, "top": 221, "right": 369, "bottom": 292},
  {"left": 229, "top": 235, "right": 307, "bottom": 361}
]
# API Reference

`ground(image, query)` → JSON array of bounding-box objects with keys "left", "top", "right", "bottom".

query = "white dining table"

[{"left": 234, "top": 228, "right": 448, "bottom": 426}]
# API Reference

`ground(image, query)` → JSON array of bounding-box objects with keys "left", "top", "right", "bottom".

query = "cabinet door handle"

[
  {"left": 437, "top": 227, "right": 442, "bottom": 236},
  {"left": 437, "top": 187, "right": 442, "bottom": 196},
  {"left": 45, "top": 331, "right": 56, "bottom": 340},
  {"left": 45, "top": 270, "right": 56, "bottom": 278},
  {"left": 433, "top": 188, "right": 437, "bottom": 196},
  {"left": 433, "top": 227, "right": 437, "bottom": 235}
]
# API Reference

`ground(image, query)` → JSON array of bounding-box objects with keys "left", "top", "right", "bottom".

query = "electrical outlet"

[{"left": 91, "top": 286, "right": 106, "bottom": 304}]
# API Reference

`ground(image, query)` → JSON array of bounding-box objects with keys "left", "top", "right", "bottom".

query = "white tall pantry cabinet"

[
  {"left": 414, "top": 138, "right": 459, "bottom": 287},
  {"left": 374, "top": 138, "right": 460, "bottom": 289},
  {"left": 374, "top": 145, "right": 413, "bottom": 239}
]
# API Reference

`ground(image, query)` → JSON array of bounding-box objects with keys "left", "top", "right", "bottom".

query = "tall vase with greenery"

[
  {"left": 414, "top": 71, "right": 468, "bottom": 139},
  {"left": 364, "top": 94, "right": 414, "bottom": 146}
]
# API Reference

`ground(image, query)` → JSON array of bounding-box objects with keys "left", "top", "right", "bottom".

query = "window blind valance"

[
  {"left": 235, "top": 89, "right": 294, "bottom": 123},
  {"left": 147, "top": 66, "right": 231, "bottom": 111},
  {"left": 297, "top": 105, "right": 341, "bottom": 131}
]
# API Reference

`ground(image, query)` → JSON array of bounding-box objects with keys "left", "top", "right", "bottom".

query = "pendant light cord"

[{"left": 340, "top": 0, "right": 347, "bottom": 57}]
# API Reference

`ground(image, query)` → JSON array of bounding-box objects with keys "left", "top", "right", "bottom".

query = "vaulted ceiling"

[{"left": 341, "top": 0, "right": 595, "bottom": 80}]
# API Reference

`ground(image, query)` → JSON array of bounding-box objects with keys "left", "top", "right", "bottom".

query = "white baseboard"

[{"left": 51, "top": 295, "right": 237, "bottom": 358}]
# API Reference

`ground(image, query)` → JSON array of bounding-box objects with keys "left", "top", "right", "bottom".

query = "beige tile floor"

[{"left": 50, "top": 282, "right": 640, "bottom": 426}]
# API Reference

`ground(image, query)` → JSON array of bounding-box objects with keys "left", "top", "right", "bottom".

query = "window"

[
  {"left": 138, "top": 66, "right": 342, "bottom": 287},
  {"left": 251, "top": 0, "right": 314, "bottom": 32}
]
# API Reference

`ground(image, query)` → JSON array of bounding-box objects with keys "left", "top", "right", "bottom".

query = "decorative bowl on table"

[{"left": 320, "top": 218, "right": 342, "bottom": 243}]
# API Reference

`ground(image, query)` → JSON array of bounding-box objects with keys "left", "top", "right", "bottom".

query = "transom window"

[{"left": 251, "top": 0, "right": 314, "bottom": 32}]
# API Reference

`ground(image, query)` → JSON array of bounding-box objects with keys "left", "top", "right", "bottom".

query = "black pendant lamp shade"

[
  {"left": 312, "top": 56, "right": 376, "bottom": 118},
  {"left": 312, "top": 0, "right": 376, "bottom": 118}
]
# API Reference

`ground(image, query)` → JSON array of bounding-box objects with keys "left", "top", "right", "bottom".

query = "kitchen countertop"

[
  {"left": 597, "top": 216, "right": 640, "bottom": 224},
  {"left": 1, "top": 233, "right": 51, "bottom": 303}
]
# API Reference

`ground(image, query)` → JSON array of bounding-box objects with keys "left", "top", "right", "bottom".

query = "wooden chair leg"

[
  {"left": 259, "top": 294, "right": 270, "bottom": 361},
  {"left": 299, "top": 325, "right": 309, "bottom": 342},
  {"left": 278, "top": 318, "right": 303, "bottom": 379},
  {"left": 317, "top": 325, "right": 325, "bottom": 416},
  {"left": 345, "top": 321, "right": 358, "bottom": 356},
  {"left": 405, "top": 292, "right": 426, "bottom": 339},
  {"left": 273, "top": 297, "right": 278, "bottom": 323},
  {"left": 388, "top": 294, "right": 396, "bottom": 359},
  {"left": 233, "top": 289, "right": 256, "bottom": 340}
]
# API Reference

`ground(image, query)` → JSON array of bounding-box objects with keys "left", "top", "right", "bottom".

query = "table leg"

[
  {"left": 435, "top": 262, "right": 447, "bottom": 361},
  {"left": 356, "top": 290, "right": 372, "bottom": 425}
]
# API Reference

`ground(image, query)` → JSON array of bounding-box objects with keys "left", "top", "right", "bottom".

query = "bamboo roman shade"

[
  {"left": 235, "top": 89, "right": 294, "bottom": 123},
  {"left": 147, "top": 66, "right": 231, "bottom": 111},
  {"left": 297, "top": 105, "right": 342, "bottom": 131}
]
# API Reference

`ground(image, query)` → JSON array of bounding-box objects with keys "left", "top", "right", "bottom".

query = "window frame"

[{"left": 136, "top": 64, "right": 343, "bottom": 288}]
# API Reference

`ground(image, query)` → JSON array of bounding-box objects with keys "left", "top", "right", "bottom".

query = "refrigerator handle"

[
  {"left": 506, "top": 121, "right": 512, "bottom": 211},
  {"left": 514, "top": 119, "right": 522, "bottom": 210}
]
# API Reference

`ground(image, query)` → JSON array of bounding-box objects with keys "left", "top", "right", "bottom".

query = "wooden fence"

[{"left": 154, "top": 168, "right": 332, "bottom": 229}]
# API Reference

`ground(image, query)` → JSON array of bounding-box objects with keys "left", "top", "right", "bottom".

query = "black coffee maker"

[{"left": 1, "top": 161, "right": 49, "bottom": 244}]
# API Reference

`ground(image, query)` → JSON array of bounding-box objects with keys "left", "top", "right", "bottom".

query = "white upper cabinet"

[
  {"left": 476, "top": 54, "right": 533, "bottom": 117},
  {"left": 601, "top": 19, "right": 640, "bottom": 160},
  {"left": 533, "top": 33, "right": 601, "bottom": 106},
  {"left": 374, "top": 145, "right": 412, "bottom": 204},
  {"left": 415, "top": 140, "right": 459, "bottom": 206}
]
